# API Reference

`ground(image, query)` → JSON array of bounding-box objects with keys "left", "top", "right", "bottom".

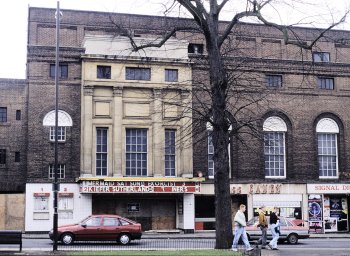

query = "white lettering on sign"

[{"left": 79, "top": 181, "right": 200, "bottom": 194}]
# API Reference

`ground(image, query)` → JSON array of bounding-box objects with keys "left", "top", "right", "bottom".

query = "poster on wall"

[
  {"left": 325, "top": 217, "right": 337, "bottom": 232},
  {"left": 308, "top": 194, "right": 323, "bottom": 233}
]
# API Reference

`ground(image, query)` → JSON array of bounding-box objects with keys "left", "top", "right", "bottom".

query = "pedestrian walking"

[
  {"left": 232, "top": 204, "right": 254, "bottom": 252},
  {"left": 257, "top": 205, "right": 268, "bottom": 249},
  {"left": 268, "top": 207, "right": 280, "bottom": 250}
]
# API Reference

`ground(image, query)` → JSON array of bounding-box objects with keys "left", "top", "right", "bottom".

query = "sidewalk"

[{"left": 23, "top": 230, "right": 350, "bottom": 239}]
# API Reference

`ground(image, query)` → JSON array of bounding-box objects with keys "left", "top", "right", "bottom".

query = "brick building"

[
  {"left": 20, "top": 6, "right": 350, "bottom": 233},
  {"left": 0, "top": 78, "right": 27, "bottom": 229}
]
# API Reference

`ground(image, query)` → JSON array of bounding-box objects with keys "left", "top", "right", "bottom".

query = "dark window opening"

[
  {"left": 188, "top": 43, "right": 204, "bottom": 54},
  {"left": 125, "top": 67, "right": 151, "bottom": 81},
  {"left": 50, "top": 64, "right": 68, "bottom": 78},
  {"left": 266, "top": 75, "right": 282, "bottom": 88},
  {"left": 318, "top": 77, "right": 334, "bottom": 90},
  {"left": 97, "top": 65, "right": 111, "bottom": 79},
  {"left": 165, "top": 69, "right": 178, "bottom": 82},
  {"left": 15, "top": 152, "right": 20, "bottom": 162},
  {"left": 313, "top": 52, "right": 330, "bottom": 63},
  {"left": 16, "top": 110, "right": 21, "bottom": 120},
  {"left": 0, "top": 107, "right": 7, "bottom": 122},
  {"left": 0, "top": 149, "right": 6, "bottom": 164}
]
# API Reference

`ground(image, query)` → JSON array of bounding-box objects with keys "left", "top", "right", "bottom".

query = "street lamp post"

[{"left": 53, "top": 1, "right": 61, "bottom": 251}]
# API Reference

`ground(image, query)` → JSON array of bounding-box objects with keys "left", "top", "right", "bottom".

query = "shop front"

[
  {"left": 194, "top": 183, "right": 306, "bottom": 230},
  {"left": 79, "top": 177, "right": 202, "bottom": 233},
  {"left": 307, "top": 184, "right": 349, "bottom": 233}
]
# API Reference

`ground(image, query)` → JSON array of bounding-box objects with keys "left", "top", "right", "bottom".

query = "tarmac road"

[{"left": 1, "top": 237, "right": 350, "bottom": 255}]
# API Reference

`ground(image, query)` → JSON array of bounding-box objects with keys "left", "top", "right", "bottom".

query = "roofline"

[{"left": 28, "top": 6, "right": 350, "bottom": 34}]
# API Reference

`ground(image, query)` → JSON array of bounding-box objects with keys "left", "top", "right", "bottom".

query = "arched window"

[
  {"left": 43, "top": 110, "right": 72, "bottom": 142},
  {"left": 263, "top": 116, "right": 287, "bottom": 178},
  {"left": 316, "top": 118, "right": 339, "bottom": 178}
]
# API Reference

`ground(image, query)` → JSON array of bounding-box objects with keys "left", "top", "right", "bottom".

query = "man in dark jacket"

[{"left": 268, "top": 207, "right": 280, "bottom": 250}]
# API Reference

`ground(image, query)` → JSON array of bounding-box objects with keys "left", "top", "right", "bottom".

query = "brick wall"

[{"left": 0, "top": 79, "right": 27, "bottom": 192}]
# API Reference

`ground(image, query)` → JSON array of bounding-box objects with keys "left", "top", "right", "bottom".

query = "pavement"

[
  {"left": 22, "top": 230, "right": 350, "bottom": 239},
  {"left": 1, "top": 231, "right": 349, "bottom": 256}
]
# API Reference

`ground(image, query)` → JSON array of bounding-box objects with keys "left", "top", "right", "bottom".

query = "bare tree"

[{"left": 110, "top": 0, "right": 349, "bottom": 249}]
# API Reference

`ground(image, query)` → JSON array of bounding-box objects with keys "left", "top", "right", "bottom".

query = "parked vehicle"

[
  {"left": 49, "top": 214, "right": 142, "bottom": 245},
  {"left": 244, "top": 216, "right": 309, "bottom": 244}
]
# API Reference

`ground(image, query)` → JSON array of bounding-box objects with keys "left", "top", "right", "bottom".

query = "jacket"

[
  {"left": 270, "top": 212, "right": 279, "bottom": 224},
  {"left": 234, "top": 210, "right": 247, "bottom": 227},
  {"left": 258, "top": 211, "right": 268, "bottom": 227}
]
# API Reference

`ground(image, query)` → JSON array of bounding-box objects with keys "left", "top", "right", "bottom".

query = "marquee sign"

[{"left": 80, "top": 180, "right": 201, "bottom": 193}]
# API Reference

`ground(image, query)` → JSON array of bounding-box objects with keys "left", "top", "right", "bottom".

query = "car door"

[
  {"left": 100, "top": 217, "right": 121, "bottom": 240},
  {"left": 75, "top": 216, "right": 103, "bottom": 241}
]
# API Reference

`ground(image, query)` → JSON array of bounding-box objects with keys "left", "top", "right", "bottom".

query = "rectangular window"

[
  {"left": 318, "top": 133, "right": 338, "bottom": 178},
  {"left": 0, "top": 149, "right": 6, "bottom": 164},
  {"left": 318, "top": 77, "right": 334, "bottom": 90},
  {"left": 165, "top": 129, "right": 176, "bottom": 176},
  {"left": 266, "top": 75, "right": 282, "bottom": 88},
  {"left": 208, "top": 132, "right": 214, "bottom": 178},
  {"left": 58, "top": 195, "right": 73, "bottom": 219},
  {"left": 96, "top": 128, "right": 108, "bottom": 176},
  {"left": 97, "top": 65, "right": 111, "bottom": 79},
  {"left": 188, "top": 43, "right": 204, "bottom": 54},
  {"left": 50, "top": 126, "right": 66, "bottom": 142},
  {"left": 126, "top": 128, "right": 147, "bottom": 176},
  {"left": 165, "top": 69, "right": 178, "bottom": 82},
  {"left": 16, "top": 110, "right": 21, "bottom": 120},
  {"left": 49, "top": 164, "right": 65, "bottom": 179},
  {"left": 0, "top": 107, "right": 7, "bottom": 122},
  {"left": 125, "top": 67, "right": 151, "bottom": 81},
  {"left": 264, "top": 132, "right": 285, "bottom": 177},
  {"left": 15, "top": 152, "right": 20, "bottom": 163},
  {"left": 34, "top": 196, "right": 49, "bottom": 211},
  {"left": 313, "top": 52, "right": 330, "bottom": 63},
  {"left": 50, "top": 64, "right": 68, "bottom": 78}
]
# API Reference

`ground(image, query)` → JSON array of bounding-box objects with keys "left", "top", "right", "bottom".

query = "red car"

[{"left": 49, "top": 215, "right": 142, "bottom": 245}]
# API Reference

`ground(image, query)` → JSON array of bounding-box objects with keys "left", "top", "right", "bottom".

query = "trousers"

[{"left": 232, "top": 225, "right": 251, "bottom": 249}]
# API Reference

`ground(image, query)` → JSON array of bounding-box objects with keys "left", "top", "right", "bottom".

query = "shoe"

[
  {"left": 267, "top": 244, "right": 272, "bottom": 249},
  {"left": 232, "top": 248, "right": 238, "bottom": 251},
  {"left": 272, "top": 248, "right": 279, "bottom": 250},
  {"left": 246, "top": 247, "right": 254, "bottom": 251}
]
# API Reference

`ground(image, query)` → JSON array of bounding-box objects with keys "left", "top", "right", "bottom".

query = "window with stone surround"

[
  {"left": 126, "top": 128, "right": 147, "bottom": 176},
  {"left": 165, "top": 129, "right": 176, "bottom": 176},
  {"left": 263, "top": 116, "right": 287, "bottom": 178},
  {"left": 317, "top": 118, "right": 339, "bottom": 178},
  {"left": 96, "top": 128, "right": 108, "bottom": 176}
]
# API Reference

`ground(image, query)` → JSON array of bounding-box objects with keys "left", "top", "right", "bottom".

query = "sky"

[{"left": 0, "top": 0, "right": 349, "bottom": 79}]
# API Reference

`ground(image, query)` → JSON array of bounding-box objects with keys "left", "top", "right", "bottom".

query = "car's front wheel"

[
  {"left": 61, "top": 232, "right": 74, "bottom": 245},
  {"left": 118, "top": 233, "right": 131, "bottom": 245},
  {"left": 287, "top": 233, "right": 298, "bottom": 244}
]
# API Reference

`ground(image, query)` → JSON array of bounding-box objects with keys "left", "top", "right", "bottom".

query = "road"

[{"left": 1, "top": 238, "right": 350, "bottom": 255}]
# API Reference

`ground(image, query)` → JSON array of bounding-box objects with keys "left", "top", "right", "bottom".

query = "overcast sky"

[{"left": 0, "top": 0, "right": 349, "bottom": 79}]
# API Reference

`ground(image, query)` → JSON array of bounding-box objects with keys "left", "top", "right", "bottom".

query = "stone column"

[
  {"left": 181, "top": 89, "right": 193, "bottom": 178},
  {"left": 113, "top": 86, "right": 123, "bottom": 177},
  {"left": 81, "top": 86, "right": 93, "bottom": 177},
  {"left": 152, "top": 88, "right": 163, "bottom": 177}
]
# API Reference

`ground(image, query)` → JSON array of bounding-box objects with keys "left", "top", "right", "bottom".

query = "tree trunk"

[{"left": 207, "top": 30, "right": 233, "bottom": 248}]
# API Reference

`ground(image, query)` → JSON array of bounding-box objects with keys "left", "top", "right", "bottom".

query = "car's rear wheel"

[
  {"left": 287, "top": 233, "right": 298, "bottom": 244},
  {"left": 118, "top": 233, "right": 131, "bottom": 245},
  {"left": 61, "top": 232, "right": 74, "bottom": 245}
]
